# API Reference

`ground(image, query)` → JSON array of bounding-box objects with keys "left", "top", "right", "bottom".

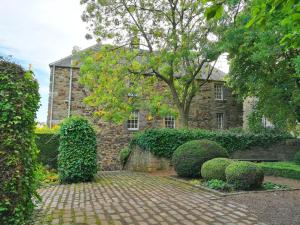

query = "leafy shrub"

[
  {"left": 262, "top": 182, "right": 289, "bottom": 190},
  {"left": 131, "top": 128, "right": 290, "bottom": 158},
  {"left": 172, "top": 140, "right": 228, "bottom": 178},
  {"left": 202, "top": 179, "right": 233, "bottom": 192},
  {"left": 201, "top": 158, "right": 232, "bottom": 181},
  {"left": 35, "top": 132, "right": 59, "bottom": 169},
  {"left": 0, "top": 59, "right": 40, "bottom": 225},
  {"left": 58, "top": 116, "right": 97, "bottom": 183},
  {"left": 119, "top": 147, "right": 130, "bottom": 168},
  {"left": 35, "top": 164, "right": 59, "bottom": 187},
  {"left": 259, "top": 162, "right": 300, "bottom": 180},
  {"left": 294, "top": 151, "right": 300, "bottom": 165},
  {"left": 225, "top": 161, "right": 264, "bottom": 190}
]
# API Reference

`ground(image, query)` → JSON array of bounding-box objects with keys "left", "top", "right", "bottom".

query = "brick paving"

[{"left": 34, "top": 172, "right": 266, "bottom": 225}]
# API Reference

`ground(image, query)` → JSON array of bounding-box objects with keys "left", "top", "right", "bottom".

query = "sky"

[
  {"left": 0, "top": 0, "right": 228, "bottom": 123},
  {"left": 0, "top": 0, "right": 94, "bottom": 122}
]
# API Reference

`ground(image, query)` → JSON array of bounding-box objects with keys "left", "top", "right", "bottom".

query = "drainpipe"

[
  {"left": 68, "top": 67, "right": 73, "bottom": 117},
  {"left": 49, "top": 65, "right": 55, "bottom": 128}
]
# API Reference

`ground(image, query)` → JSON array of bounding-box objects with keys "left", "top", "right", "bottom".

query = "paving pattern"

[{"left": 34, "top": 172, "right": 266, "bottom": 225}]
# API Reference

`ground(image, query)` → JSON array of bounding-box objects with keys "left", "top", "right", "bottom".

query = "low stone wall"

[
  {"left": 231, "top": 139, "right": 300, "bottom": 161},
  {"left": 126, "top": 139, "right": 300, "bottom": 172},
  {"left": 125, "top": 146, "right": 171, "bottom": 172}
]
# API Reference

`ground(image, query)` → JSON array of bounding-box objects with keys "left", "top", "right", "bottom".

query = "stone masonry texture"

[
  {"left": 47, "top": 66, "right": 243, "bottom": 170},
  {"left": 33, "top": 172, "right": 266, "bottom": 225}
]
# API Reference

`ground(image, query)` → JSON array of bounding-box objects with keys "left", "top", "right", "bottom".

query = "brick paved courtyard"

[{"left": 34, "top": 172, "right": 266, "bottom": 225}]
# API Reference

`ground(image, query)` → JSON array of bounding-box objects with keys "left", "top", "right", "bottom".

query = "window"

[
  {"left": 214, "top": 84, "right": 224, "bottom": 100},
  {"left": 216, "top": 113, "right": 224, "bottom": 129},
  {"left": 127, "top": 111, "right": 139, "bottom": 130},
  {"left": 165, "top": 116, "right": 175, "bottom": 128}
]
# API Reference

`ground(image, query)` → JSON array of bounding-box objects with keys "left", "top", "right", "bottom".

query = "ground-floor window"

[
  {"left": 216, "top": 113, "right": 224, "bottom": 129},
  {"left": 127, "top": 111, "right": 139, "bottom": 130},
  {"left": 165, "top": 115, "right": 175, "bottom": 128}
]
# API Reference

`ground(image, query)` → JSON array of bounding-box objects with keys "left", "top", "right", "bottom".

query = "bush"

[
  {"left": 294, "top": 151, "right": 300, "bottom": 165},
  {"left": 131, "top": 128, "right": 291, "bottom": 159},
  {"left": 172, "top": 140, "right": 228, "bottom": 178},
  {"left": 259, "top": 162, "right": 300, "bottom": 180},
  {"left": 225, "top": 161, "right": 264, "bottom": 190},
  {"left": 0, "top": 59, "right": 40, "bottom": 225},
  {"left": 58, "top": 116, "right": 97, "bottom": 183},
  {"left": 119, "top": 147, "right": 130, "bottom": 168},
  {"left": 35, "top": 132, "right": 59, "bottom": 169},
  {"left": 202, "top": 179, "right": 233, "bottom": 192},
  {"left": 201, "top": 158, "right": 232, "bottom": 181}
]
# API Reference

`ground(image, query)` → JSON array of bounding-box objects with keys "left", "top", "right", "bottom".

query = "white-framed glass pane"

[
  {"left": 216, "top": 113, "right": 224, "bottom": 129},
  {"left": 127, "top": 111, "right": 139, "bottom": 130},
  {"left": 214, "top": 84, "right": 224, "bottom": 100},
  {"left": 165, "top": 116, "right": 175, "bottom": 128}
]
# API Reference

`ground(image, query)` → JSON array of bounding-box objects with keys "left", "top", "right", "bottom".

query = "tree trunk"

[{"left": 178, "top": 109, "right": 189, "bottom": 128}]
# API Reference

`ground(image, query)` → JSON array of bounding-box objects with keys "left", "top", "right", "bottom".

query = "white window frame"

[
  {"left": 216, "top": 113, "right": 224, "bottom": 129},
  {"left": 214, "top": 84, "right": 224, "bottom": 100},
  {"left": 164, "top": 115, "right": 176, "bottom": 129},
  {"left": 127, "top": 111, "right": 139, "bottom": 131}
]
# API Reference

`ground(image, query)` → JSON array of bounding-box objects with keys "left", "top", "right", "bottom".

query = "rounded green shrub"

[
  {"left": 119, "top": 147, "right": 131, "bottom": 168},
  {"left": 172, "top": 139, "right": 228, "bottom": 178},
  {"left": 225, "top": 161, "right": 264, "bottom": 190},
  {"left": 58, "top": 116, "right": 97, "bottom": 183},
  {"left": 0, "top": 59, "right": 40, "bottom": 225},
  {"left": 201, "top": 158, "right": 232, "bottom": 181},
  {"left": 294, "top": 151, "right": 300, "bottom": 165}
]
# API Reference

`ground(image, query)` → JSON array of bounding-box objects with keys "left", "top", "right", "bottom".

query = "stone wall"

[{"left": 47, "top": 66, "right": 243, "bottom": 170}]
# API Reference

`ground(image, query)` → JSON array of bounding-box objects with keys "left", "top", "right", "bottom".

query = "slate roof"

[{"left": 49, "top": 44, "right": 226, "bottom": 81}]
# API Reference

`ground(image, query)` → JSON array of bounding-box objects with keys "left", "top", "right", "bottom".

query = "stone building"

[{"left": 47, "top": 45, "right": 243, "bottom": 170}]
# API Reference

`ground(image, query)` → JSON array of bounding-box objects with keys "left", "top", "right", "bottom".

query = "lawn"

[{"left": 259, "top": 162, "right": 300, "bottom": 180}]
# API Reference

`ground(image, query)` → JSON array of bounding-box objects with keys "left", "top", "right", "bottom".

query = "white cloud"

[{"left": 0, "top": 0, "right": 95, "bottom": 122}]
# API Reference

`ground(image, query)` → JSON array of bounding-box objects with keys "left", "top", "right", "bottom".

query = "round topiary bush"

[
  {"left": 58, "top": 116, "right": 97, "bottom": 183},
  {"left": 172, "top": 139, "right": 228, "bottom": 178},
  {"left": 294, "top": 151, "right": 300, "bottom": 165},
  {"left": 225, "top": 161, "right": 264, "bottom": 190},
  {"left": 0, "top": 58, "right": 40, "bottom": 225},
  {"left": 201, "top": 158, "right": 232, "bottom": 181}
]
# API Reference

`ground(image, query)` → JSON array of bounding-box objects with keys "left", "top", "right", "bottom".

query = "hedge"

[
  {"left": 35, "top": 132, "right": 59, "bottom": 169},
  {"left": 259, "top": 162, "right": 300, "bottom": 180},
  {"left": 0, "top": 59, "right": 40, "bottom": 225},
  {"left": 131, "top": 128, "right": 291, "bottom": 158}
]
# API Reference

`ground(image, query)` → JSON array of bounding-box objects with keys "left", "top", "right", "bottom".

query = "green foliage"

[
  {"left": 201, "top": 158, "right": 232, "bottom": 181},
  {"left": 202, "top": 179, "right": 233, "bottom": 192},
  {"left": 262, "top": 182, "right": 289, "bottom": 190},
  {"left": 294, "top": 151, "right": 300, "bottom": 165},
  {"left": 0, "top": 58, "right": 40, "bottom": 225},
  {"left": 35, "top": 164, "right": 59, "bottom": 187},
  {"left": 131, "top": 128, "right": 291, "bottom": 159},
  {"left": 79, "top": 0, "right": 240, "bottom": 127},
  {"left": 58, "top": 116, "right": 97, "bottom": 183},
  {"left": 225, "top": 161, "right": 264, "bottom": 190},
  {"left": 223, "top": 0, "right": 300, "bottom": 132},
  {"left": 172, "top": 140, "right": 228, "bottom": 178},
  {"left": 259, "top": 162, "right": 300, "bottom": 180},
  {"left": 35, "top": 132, "right": 59, "bottom": 169},
  {"left": 119, "top": 147, "right": 131, "bottom": 168}
]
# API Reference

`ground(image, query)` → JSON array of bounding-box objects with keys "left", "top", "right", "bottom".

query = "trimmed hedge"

[
  {"left": 131, "top": 128, "right": 291, "bottom": 158},
  {"left": 259, "top": 162, "right": 300, "bottom": 180},
  {"left": 294, "top": 151, "right": 300, "bottom": 165},
  {"left": 35, "top": 132, "right": 59, "bottom": 169},
  {"left": 58, "top": 116, "right": 97, "bottom": 183},
  {"left": 172, "top": 140, "right": 228, "bottom": 178},
  {"left": 0, "top": 59, "right": 40, "bottom": 225},
  {"left": 201, "top": 158, "right": 232, "bottom": 181},
  {"left": 225, "top": 161, "right": 264, "bottom": 190}
]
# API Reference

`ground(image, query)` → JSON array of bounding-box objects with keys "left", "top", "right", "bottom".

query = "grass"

[{"left": 258, "top": 162, "right": 300, "bottom": 180}]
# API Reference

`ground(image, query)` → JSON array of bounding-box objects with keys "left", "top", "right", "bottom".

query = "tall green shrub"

[
  {"left": 58, "top": 116, "right": 97, "bottom": 183},
  {"left": 0, "top": 58, "right": 40, "bottom": 225}
]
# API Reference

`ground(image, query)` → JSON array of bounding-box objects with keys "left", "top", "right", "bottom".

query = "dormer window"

[{"left": 214, "top": 84, "right": 224, "bottom": 100}]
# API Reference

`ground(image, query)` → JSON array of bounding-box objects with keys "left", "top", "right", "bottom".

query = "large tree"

[
  {"left": 222, "top": 0, "right": 300, "bottom": 131},
  {"left": 79, "top": 0, "right": 239, "bottom": 127}
]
